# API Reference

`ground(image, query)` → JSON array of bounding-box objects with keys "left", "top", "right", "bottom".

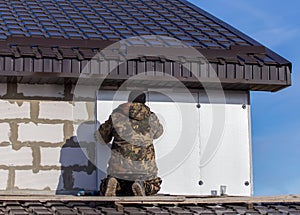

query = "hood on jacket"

[{"left": 114, "top": 102, "right": 151, "bottom": 121}]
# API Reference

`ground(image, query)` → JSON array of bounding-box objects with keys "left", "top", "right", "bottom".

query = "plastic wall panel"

[
  {"left": 199, "top": 103, "right": 252, "bottom": 196},
  {"left": 147, "top": 92, "right": 200, "bottom": 195},
  {"left": 96, "top": 90, "right": 252, "bottom": 196}
]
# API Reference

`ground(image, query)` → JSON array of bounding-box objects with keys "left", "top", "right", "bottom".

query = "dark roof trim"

[
  {"left": 0, "top": 37, "right": 292, "bottom": 92},
  {"left": 0, "top": 36, "right": 116, "bottom": 58},
  {"left": 0, "top": 57, "right": 291, "bottom": 92},
  {"left": 0, "top": 37, "right": 291, "bottom": 67}
]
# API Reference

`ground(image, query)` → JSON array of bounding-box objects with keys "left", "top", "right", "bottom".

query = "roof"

[
  {"left": 1, "top": 195, "right": 300, "bottom": 214},
  {"left": 0, "top": 0, "right": 292, "bottom": 91}
]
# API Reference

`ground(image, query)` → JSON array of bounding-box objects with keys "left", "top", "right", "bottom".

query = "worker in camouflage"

[{"left": 96, "top": 91, "right": 164, "bottom": 196}]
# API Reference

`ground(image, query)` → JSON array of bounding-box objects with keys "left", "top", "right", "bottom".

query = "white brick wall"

[
  {"left": 40, "top": 147, "right": 61, "bottom": 166},
  {"left": 39, "top": 102, "right": 90, "bottom": 121},
  {"left": 18, "top": 84, "right": 64, "bottom": 98},
  {"left": 0, "top": 146, "right": 32, "bottom": 166},
  {"left": 73, "top": 171, "right": 97, "bottom": 190},
  {"left": 0, "top": 170, "right": 8, "bottom": 190},
  {"left": 18, "top": 123, "right": 64, "bottom": 143},
  {"left": 0, "top": 101, "right": 30, "bottom": 119},
  {"left": 0, "top": 83, "right": 6, "bottom": 96},
  {"left": 40, "top": 147, "right": 89, "bottom": 166},
  {"left": 73, "top": 102, "right": 90, "bottom": 121},
  {"left": 15, "top": 170, "right": 62, "bottom": 190},
  {"left": 0, "top": 123, "right": 10, "bottom": 143},
  {"left": 0, "top": 83, "right": 101, "bottom": 193},
  {"left": 39, "top": 102, "right": 73, "bottom": 121}
]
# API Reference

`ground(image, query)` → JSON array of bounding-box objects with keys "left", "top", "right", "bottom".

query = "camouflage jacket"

[{"left": 97, "top": 102, "right": 163, "bottom": 180}]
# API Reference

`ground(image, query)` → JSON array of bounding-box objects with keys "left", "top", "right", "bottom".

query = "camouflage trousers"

[{"left": 100, "top": 175, "right": 162, "bottom": 196}]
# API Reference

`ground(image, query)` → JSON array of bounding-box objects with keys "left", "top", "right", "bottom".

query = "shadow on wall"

[{"left": 56, "top": 120, "right": 110, "bottom": 195}]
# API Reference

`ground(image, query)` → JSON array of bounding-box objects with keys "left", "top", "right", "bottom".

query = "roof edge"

[
  {"left": 0, "top": 194, "right": 300, "bottom": 204},
  {"left": 178, "top": 0, "right": 261, "bottom": 46},
  {"left": 178, "top": 0, "right": 292, "bottom": 70}
]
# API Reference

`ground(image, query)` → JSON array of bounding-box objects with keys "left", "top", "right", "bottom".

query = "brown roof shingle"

[
  {"left": 1, "top": 195, "right": 300, "bottom": 214},
  {"left": 0, "top": 0, "right": 292, "bottom": 92}
]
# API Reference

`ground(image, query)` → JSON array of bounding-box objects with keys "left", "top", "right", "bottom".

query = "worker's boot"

[
  {"left": 105, "top": 177, "right": 118, "bottom": 196},
  {"left": 132, "top": 181, "right": 145, "bottom": 196}
]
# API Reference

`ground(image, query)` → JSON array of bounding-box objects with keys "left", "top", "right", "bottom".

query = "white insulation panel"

[{"left": 96, "top": 90, "right": 252, "bottom": 196}]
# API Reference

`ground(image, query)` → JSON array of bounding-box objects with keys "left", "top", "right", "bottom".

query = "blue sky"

[{"left": 188, "top": 0, "right": 300, "bottom": 196}]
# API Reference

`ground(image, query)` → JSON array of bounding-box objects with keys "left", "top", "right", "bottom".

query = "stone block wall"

[{"left": 0, "top": 83, "right": 98, "bottom": 195}]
